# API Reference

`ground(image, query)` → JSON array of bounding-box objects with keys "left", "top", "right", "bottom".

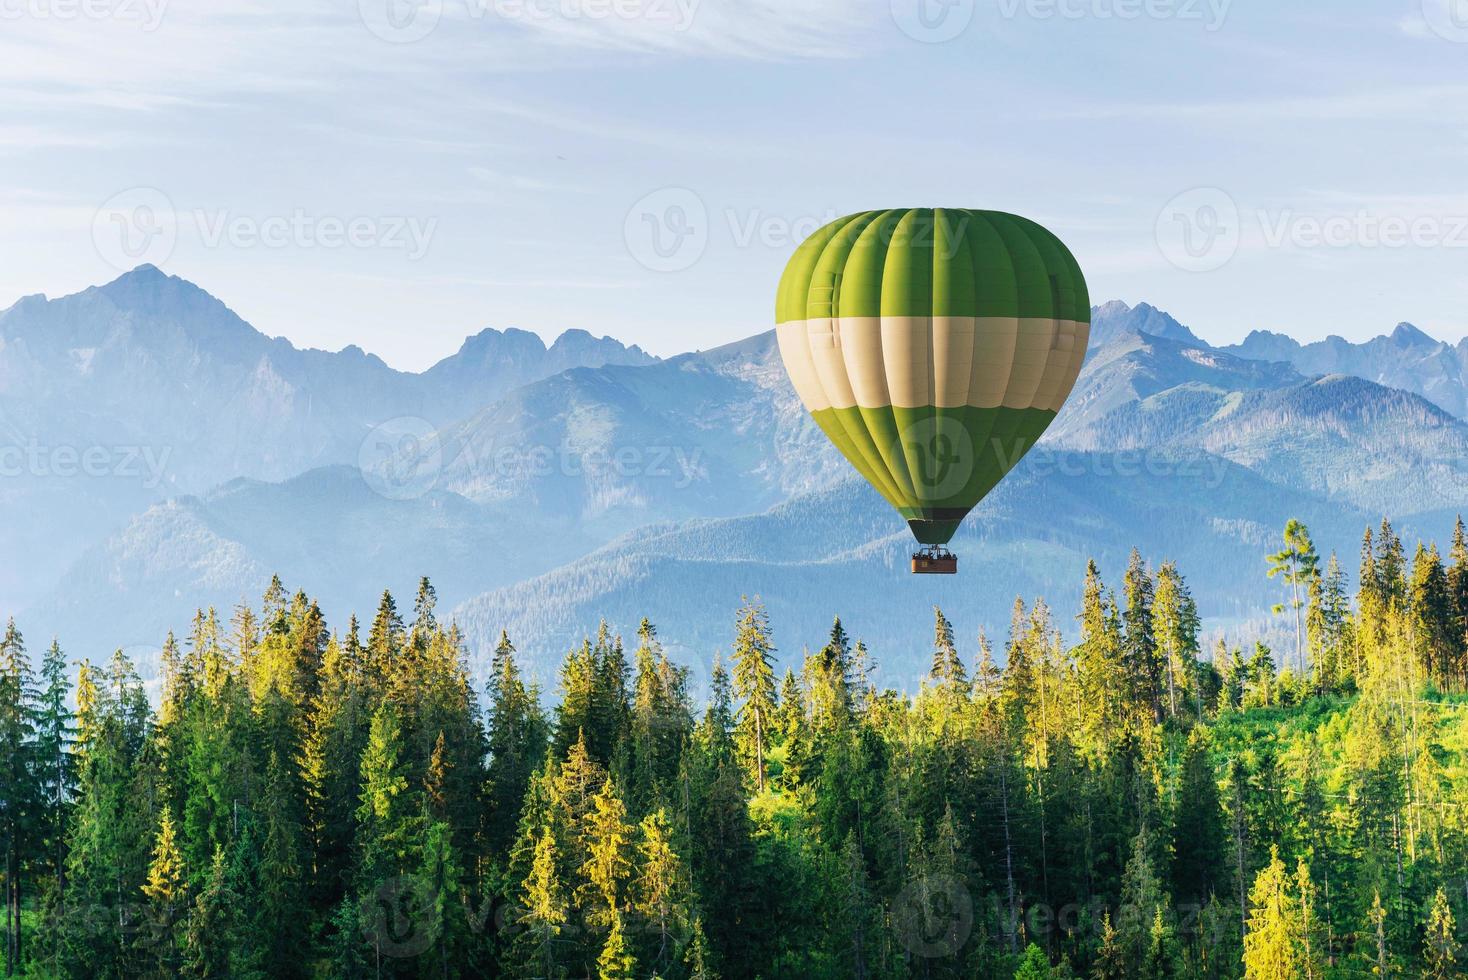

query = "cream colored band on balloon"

[{"left": 776, "top": 316, "right": 1089, "bottom": 413}]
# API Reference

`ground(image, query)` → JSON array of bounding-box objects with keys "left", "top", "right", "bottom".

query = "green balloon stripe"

[
  {"left": 808, "top": 409, "right": 906, "bottom": 511},
  {"left": 857, "top": 405, "right": 918, "bottom": 503},
  {"left": 776, "top": 208, "right": 1090, "bottom": 323},
  {"left": 800, "top": 212, "right": 922, "bottom": 506},
  {"left": 811, "top": 405, "right": 1055, "bottom": 545}
]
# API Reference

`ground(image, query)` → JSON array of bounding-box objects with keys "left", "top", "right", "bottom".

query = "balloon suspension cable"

[{"left": 911, "top": 545, "right": 958, "bottom": 575}]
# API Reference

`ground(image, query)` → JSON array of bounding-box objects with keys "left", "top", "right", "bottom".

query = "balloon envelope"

[{"left": 775, "top": 208, "right": 1090, "bottom": 546}]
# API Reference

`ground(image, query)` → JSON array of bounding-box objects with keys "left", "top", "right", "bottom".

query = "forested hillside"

[{"left": 1, "top": 518, "right": 1466, "bottom": 978}]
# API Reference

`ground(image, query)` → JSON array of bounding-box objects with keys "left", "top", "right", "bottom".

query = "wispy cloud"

[
  {"left": 480, "top": 0, "right": 879, "bottom": 58},
  {"left": 0, "top": 125, "right": 119, "bottom": 151},
  {"left": 422, "top": 273, "right": 635, "bottom": 289},
  {"left": 1033, "top": 85, "right": 1468, "bottom": 124}
]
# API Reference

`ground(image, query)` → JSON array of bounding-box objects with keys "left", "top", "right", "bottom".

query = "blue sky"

[{"left": 3, "top": 0, "right": 1467, "bottom": 370}]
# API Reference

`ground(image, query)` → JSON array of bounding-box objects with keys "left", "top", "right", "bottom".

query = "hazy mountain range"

[
  {"left": 1225, "top": 321, "right": 1468, "bottom": 419},
  {"left": 0, "top": 265, "right": 653, "bottom": 611},
  {"left": 5, "top": 269, "right": 1467, "bottom": 683}
]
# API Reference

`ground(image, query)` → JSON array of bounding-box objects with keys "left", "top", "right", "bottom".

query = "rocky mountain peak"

[
  {"left": 1090, "top": 299, "right": 1203, "bottom": 347},
  {"left": 1389, "top": 321, "right": 1438, "bottom": 349}
]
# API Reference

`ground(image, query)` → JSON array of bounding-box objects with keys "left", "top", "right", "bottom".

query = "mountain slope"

[
  {"left": 1224, "top": 322, "right": 1468, "bottom": 418},
  {"left": 1048, "top": 327, "right": 1303, "bottom": 446},
  {"left": 0, "top": 264, "right": 656, "bottom": 491},
  {"left": 1189, "top": 375, "right": 1468, "bottom": 515},
  {"left": 21, "top": 331, "right": 842, "bottom": 652},
  {"left": 15, "top": 274, "right": 1468, "bottom": 678},
  {"left": 449, "top": 333, "right": 1468, "bottom": 681},
  {"left": 1045, "top": 316, "right": 1468, "bottom": 516},
  {"left": 427, "top": 331, "right": 844, "bottom": 535},
  {"left": 0, "top": 265, "right": 653, "bottom": 609},
  {"left": 449, "top": 451, "right": 1391, "bottom": 687},
  {"left": 1088, "top": 300, "right": 1205, "bottom": 347},
  {"left": 1059, "top": 366, "right": 1468, "bottom": 517},
  {"left": 27, "top": 465, "right": 594, "bottom": 653}
]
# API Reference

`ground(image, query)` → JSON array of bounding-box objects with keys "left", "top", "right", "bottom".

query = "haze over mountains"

[
  {"left": 0, "top": 265, "right": 653, "bottom": 610},
  {"left": 1226, "top": 321, "right": 1468, "bottom": 419},
  {"left": 456, "top": 310, "right": 1468, "bottom": 685},
  {"left": 0, "top": 265, "right": 655, "bottom": 490},
  {"left": 5, "top": 269, "right": 1467, "bottom": 683}
]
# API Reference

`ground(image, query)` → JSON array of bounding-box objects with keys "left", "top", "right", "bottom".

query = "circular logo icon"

[
  {"left": 92, "top": 187, "right": 177, "bottom": 272},
  {"left": 1423, "top": 0, "right": 1468, "bottom": 41},
  {"left": 359, "top": 0, "right": 443, "bottom": 43},
  {"left": 359, "top": 417, "right": 443, "bottom": 500},
  {"left": 1155, "top": 187, "right": 1241, "bottom": 273},
  {"left": 361, "top": 874, "right": 438, "bottom": 958},
  {"left": 897, "top": 415, "right": 974, "bottom": 502},
  {"left": 624, "top": 188, "right": 708, "bottom": 273},
  {"left": 891, "top": 0, "right": 975, "bottom": 43},
  {"left": 892, "top": 874, "right": 973, "bottom": 958}
]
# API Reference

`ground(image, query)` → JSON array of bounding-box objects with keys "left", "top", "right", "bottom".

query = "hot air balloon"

[{"left": 775, "top": 209, "right": 1090, "bottom": 574}]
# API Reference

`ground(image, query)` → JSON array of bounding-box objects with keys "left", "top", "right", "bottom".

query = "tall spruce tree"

[
  {"left": 513, "top": 826, "right": 567, "bottom": 980},
  {"left": 930, "top": 606, "right": 965, "bottom": 687},
  {"left": 1448, "top": 516, "right": 1468, "bottom": 686},
  {"left": 32, "top": 639, "right": 74, "bottom": 899},
  {"left": 1153, "top": 561, "right": 1200, "bottom": 719},
  {"left": 0, "top": 619, "right": 35, "bottom": 975},
  {"left": 1117, "top": 825, "right": 1171, "bottom": 976},
  {"left": 1241, "top": 847, "right": 1304, "bottom": 980},
  {"left": 730, "top": 599, "right": 777, "bottom": 793},
  {"left": 1266, "top": 520, "right": 1322, "bottom": 676},
  {"left": 1171, "top": 730, "right": 1226, "bottom": 912},
  {"left": 1122, "top": 550, "right": 1162, "bottom": 724},
  {"left": 1313, "top": 554, "right": 1352, "bottom": 689},
  {"left": 301, "top": 632, "right": 366, "bottom": 918},
  {"left": 487, "top": 631, "right": 548, "bottom": 853},
  {"left": 808, "top": 617, "right": 854, "bottom": 730},
  {"left": 632, "top": 807, "right": 689, "bottom": 975},
  {"left": 1423, "top": 886, "right": 1459, "bottom": 980},
  {"left": 141, "top": 806, "right": 185, "bottom": 975},
  {"left": 354, "top": 702, "right": 422, "bottom": 973}
]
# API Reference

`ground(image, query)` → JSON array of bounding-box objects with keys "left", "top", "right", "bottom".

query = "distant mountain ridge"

[
  {"left": 25, "top": 332, "right": 846, "bottom": 654},
  {"left": 1048, "top": 326, "right": 1468, "bottom": 515},
  {"left": 8, "top": 269, "right": 1468, "bottom": 676},
  {"left": 0, "top": 264, "right": 656, "bottom": 492},
  {"left": 1088, "top": 299, "right": 1206, "bottom": 347},
  {"left": 1224, "top": 321, "right": 1468, "bottom": 418},
  {"left": 1090, "top": 300, "right": 1468, "bottom": 421},
  {"left": 1048, "top": 326, "right": 1304, "bottom": 447},
  {"left": 430, "top": 331, "right": 843, "bottom": 531},
  {"left": 450, "top": 375, "right": 1468, "bottom": 680},
  {"left": 0, "top": 265, "right": 654, "bottom": 610}
]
